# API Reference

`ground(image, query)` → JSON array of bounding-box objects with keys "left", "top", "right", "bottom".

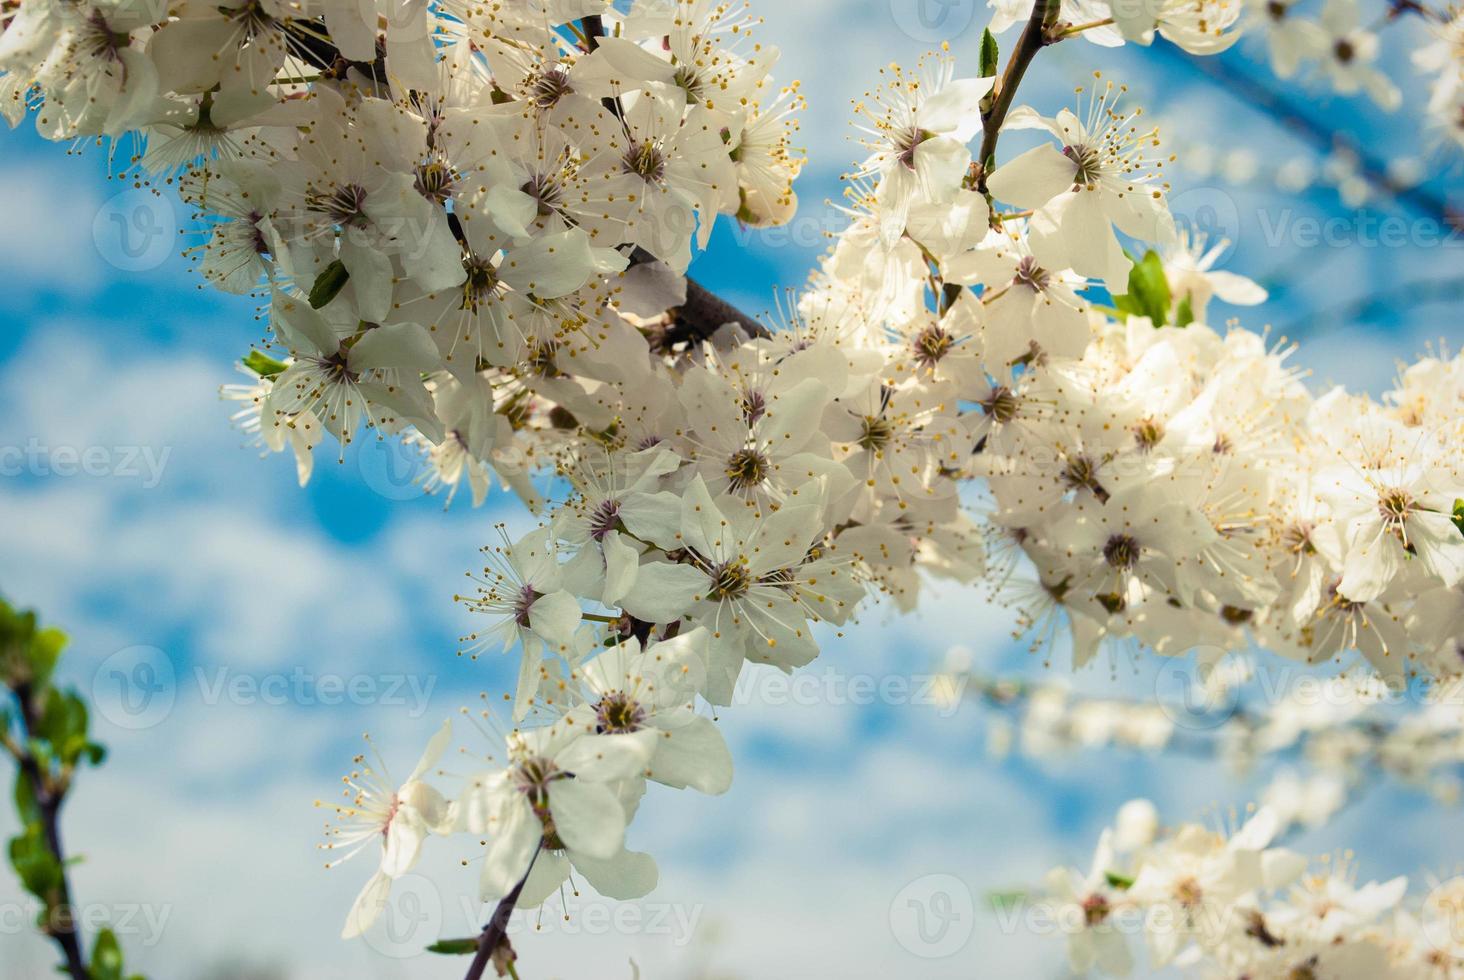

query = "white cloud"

[{"left": 0, "top": 162, "right": 104, "bottom": 290}]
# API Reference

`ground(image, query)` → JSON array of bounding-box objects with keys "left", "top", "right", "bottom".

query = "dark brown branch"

[
  {"left": 13, "top": 683, "right": 88, "bottom": 980},
  {"left": 463, "top": 847, "right": 540, "bottom": 980},
  {"left": 628, "top": 247, "right": 771, "bottom": 343},
  {"left": 975, "top": 0, "right": 1061, "bottom": 193},
  {"left": 581, "top": 14, "right": 605, "bottom": 51},
  {"left": 285, "top": 20, "right": 388, "bottom": 85}
]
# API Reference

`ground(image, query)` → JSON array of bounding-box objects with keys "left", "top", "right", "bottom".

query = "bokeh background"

[{"left": 1, "top": 0, "right": 1460, "bottom": 976}]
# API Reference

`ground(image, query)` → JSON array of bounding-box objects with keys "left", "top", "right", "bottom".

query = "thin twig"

[
  {"left": 463, "top": 847, "right": 541, "bottom": 980},
  {"left": 12, "top": 683, "right": 88, "bottom": 980},
  {"left": 976, "top": 0, "right": 1061, "bottom": 193}
]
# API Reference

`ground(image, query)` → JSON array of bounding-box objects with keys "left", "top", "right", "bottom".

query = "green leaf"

[
  {"left": 1173, "top": 293, "right": 1195, "bottom": 328},
  {"left": 979, "top": 29, "right": 1000, "bottom": 78},
  {"left": 986, "top": 890, "right": 1026, "bottom": 911},
  {"left": 37, "top": 689, "right": 91, "bottom": 766},
  {"left": 90, "top": 927, "right": 125, "bottom": 980},
  {"left": 1110, "top": 251, "right": 1172, "bottom": 327},
  {"left": 0, "top": 600, "right": 61, "bottom": 690},
  {"left": 13, "top": 769, "right": 39, "bottom": 824},
  {"left": 1453, "top": 499, "right": 1464, "bottom": 539},
  {"left": 427, "top": 938, "right": 482, "bottom": 956},
  {"left": 1109, "top": 293, "right": 1143, "bottom": 318},
  {"left": 308, "top": 259, "right": 351, "bottom": 310},
  {"left": 1104, "top": 871, "right": 1135, "bottom": 890},
  {"left": 9, "top": 822, "right": 62, "bottom": 899},
  {"left": 27, "top": 627, "right": 66, "bottom": 689},
  {"left": 241, "top": 350, "right": 288, "bottom": 380}
]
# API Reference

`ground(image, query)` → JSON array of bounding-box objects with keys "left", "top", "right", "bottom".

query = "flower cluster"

[
  {"left": 1416, "top": 8, "right": 1464, "bottom": 153},
  {"left": 5, "top": 0, "right": 1462, "bottom": 962},
  {"left": 1044, "top": 798, "right": 1464, "bottom": 977},
  {"left": 989, "top": 0, "right": 1243, "bottom": 54},
  {"left": 1244, "top": 0, "right": 1404, "bottom": 108},
  {"left": 948, "top": 649, "right": 1464, "bottom": 833},
  {"left": 320, "top": 628, "right": 733, "bottom": 938}
]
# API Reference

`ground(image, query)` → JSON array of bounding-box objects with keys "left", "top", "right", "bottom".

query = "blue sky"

[{"left": 0, "top": 2, "right": 1460, "bottom": 977}]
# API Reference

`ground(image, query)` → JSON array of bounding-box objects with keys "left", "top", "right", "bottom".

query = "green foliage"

[
  {"left": 1453, "top": 499, "right": 1463, "bottom": 539},
  {"left": 427, "top": 938, "right": 483, "bottom": 955},
  {"left": 1, "top": 596, "right": 144, "bottom": 979},
  {"left": 89, "top": 927, "right": 144, "bottom": 980},
  {"left": 1173, "top": 293, "right": 1196, "bottom": 329},
  {"left": 979, "top": 29, "right": 1000, "bottom": 78},
  {"left": 14, "top": 766, "right": 39, "bottom": 823},
  {"left": 1, "top": 599, "right": 66, "bottom": 690},
  {"left": 241, "top": 350, "right": 288, "bottom": 380},
  {"left": 8, "top": 822, "right": 62, "bottom": 903},
  {"left": 308, "top": 259, "right": 351, "bottom": 310},
  {"left": 986, "top": 890, "right": 1026, "bottom": 912},
  {"left": 1105, "top": 871, "right": 1135, "bottom": 890},
  {"left": 35, "top": 687, "right": 105, "bottom": 769},
  {"left": 1110, "top": 251, "right": 1174, "bottom": 327}
]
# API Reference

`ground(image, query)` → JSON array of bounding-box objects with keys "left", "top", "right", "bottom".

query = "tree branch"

[
  {"left": 628, "top": 248, "right": 771, "bottom": 344},
  {"left": 976, "top": 0, "right": 1061, "bottom": 193},
  {"left": 581, "top": 14, "right": 605, "bottom": 51},
  {"left": 463, "top": 847, "right": 540, "bottom": 980},
  {"left": 12, "top": 683, "right": 88, "bottom": 980},
  {"left": 1151, "top": 44, "right": 1461, "bottom": 232}
]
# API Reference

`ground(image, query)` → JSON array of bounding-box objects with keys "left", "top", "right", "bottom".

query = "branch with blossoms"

[
  {"left": 944, "top": 651, "right": 1464, "bottom": 832},
  {"left": 1030, "top": 797, "right": 1464, "bottom": 976},
  {"left": 3, "top": 0, "right": 1463, "bottom": 976}
]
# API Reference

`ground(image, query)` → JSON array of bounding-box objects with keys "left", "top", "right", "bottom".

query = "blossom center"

[
  {"left": 527, "top": 66, "right": 574, "bottom": 109},
  {"left": 1103, "top": 534, "right": 1140, "bottom": 570},
  {"left": 521, "top": 173, "right": 564, "bottom": 217},
  {"left": 1378, "top": 487, "right": 1413, "bottom": 525},
  {"left": 595, "top": 692, "right": 647, "bottom": 734},
  {"left": 1082, "top": 893, "right": 1110, "bottom": 926},
  {"left": 708, "top": 561, "right": 753, "bottom": 600},
  {"left": 415, "top": 158, "right": 456, "bottom": 205},
  {"left": 725, "top": 447, "right": 770, "bottom": 492},
  {"left": 1132, "top": 417, "right": 1164, "bottom": 452},
  {"left": 624, "top": 141, "right": 669, "bottom": 184},
  {"left": 1062, "top": 454, "right": 1108, "bottom": 501},
  {"left": 589, "top": 499, "right": 622, "bottom": 542},
  {"left": 308, "top": 183, "right": 371, "bottom": 229},
  {"left": 741, "top": 389, "right": 767, "bottom": 425},
  {"left": 462, "top": 257, "right": 502, "bottom": 311},
  {"left": 858, "top": 415, "right": 894, "bottom": 451},
  {"left": 514, "top": 584, "right": 542, "bottom": 628},
  {"left": 1013, "top": 256, "right": 1051, "bottom": 292},
  {"left": 1063, "top": 144, "right": 1103, "bottom": 185},
  {"left": 1174, "top": 876, "right": 1204, "bottom": 908},
  {"left": 980, "top": 386, "right": 1020, "bottom": 424},
  {"left": 913, "top": 324, "right": 954, "bottom": 369}
]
